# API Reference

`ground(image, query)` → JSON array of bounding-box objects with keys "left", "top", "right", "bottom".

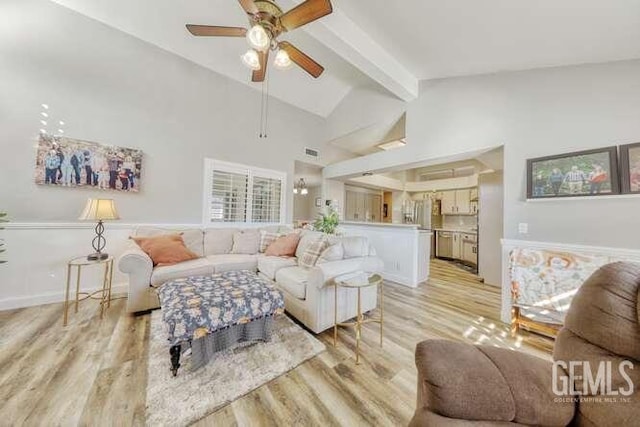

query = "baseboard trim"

[
  {"left": 0, "top": 283, "right": 128, "bottom": 311},
  {"left": 383, "top": 272, "right": 418, "bottom": 288}
]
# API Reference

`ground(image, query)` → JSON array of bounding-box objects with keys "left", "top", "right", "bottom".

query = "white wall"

[
  {"left": 293, "top": 186, "right": 322, "bottom": 222},
  {"left": 325, "top": 60, "right": 640, "bottom": 249},
  {"left": 0, "top": 0, "right": 354, "bottom": 308},
  {"left": 0, "top": 0, "right": 352, "bottom": 224}
]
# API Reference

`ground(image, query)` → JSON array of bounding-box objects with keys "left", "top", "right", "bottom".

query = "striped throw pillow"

[
  {"left": 299, "top": 239, "right": 329, "bottom": 268},
  {"left": 260, "top": 230, "right": 282, "bottom": 253}
]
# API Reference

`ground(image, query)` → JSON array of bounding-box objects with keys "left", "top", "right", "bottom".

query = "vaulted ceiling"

[{"left": 52, "top": 0, "right": 640, "bottom": 118}]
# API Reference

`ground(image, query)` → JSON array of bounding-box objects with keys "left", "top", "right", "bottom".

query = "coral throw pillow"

[
  {"left": 131, "top": 234, "right": 199, "bottom": 266},
  {"left": 265, "top": 233, "right": 301, "bottom": 257}
]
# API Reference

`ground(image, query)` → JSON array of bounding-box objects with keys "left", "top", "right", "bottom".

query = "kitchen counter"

[
  {"left": 434, "top": 228, "right": 477, "bottom": 234},
  {"left": 341, "top": 222, "right": 431, "bottom": 287},
  {"left": 341, "top": 221, "right": 422, "bottom": 229}
]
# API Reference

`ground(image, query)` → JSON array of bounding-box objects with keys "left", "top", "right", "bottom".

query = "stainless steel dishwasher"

[{"left": 436, "top": 231, "right": 453, "bottom": 258}]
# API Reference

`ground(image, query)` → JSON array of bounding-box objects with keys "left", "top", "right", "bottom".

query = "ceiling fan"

[{"left": 186, "top": 0, "right": 333, "bottom": 82}]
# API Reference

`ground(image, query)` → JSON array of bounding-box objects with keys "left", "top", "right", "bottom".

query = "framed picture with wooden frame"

[
  {"left": 526, "top": 146, "right": 620, "bottom": 199},
  {"left": 620, "top": 142, "right": 640, "bottom": 194}
]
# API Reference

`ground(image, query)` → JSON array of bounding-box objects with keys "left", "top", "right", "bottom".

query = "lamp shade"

[{"left": 78, "top": 199, "right": 120, "bottom": 221}]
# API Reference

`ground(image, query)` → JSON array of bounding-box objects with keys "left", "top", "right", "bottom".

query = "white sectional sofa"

[{"left": 118, "top": 226, "right": 383, "bottom": 333}]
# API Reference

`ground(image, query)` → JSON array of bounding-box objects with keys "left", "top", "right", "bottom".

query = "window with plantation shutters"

[{"left": 203, "top": 159, "right": 286, "bottom": 224}]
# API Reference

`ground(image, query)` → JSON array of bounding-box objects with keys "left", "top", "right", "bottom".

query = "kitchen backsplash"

[{"left": 442, "top": 215, "right": 477, "bottom": 230}]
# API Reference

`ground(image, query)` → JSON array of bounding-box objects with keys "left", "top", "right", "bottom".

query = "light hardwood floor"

[{"left": 0, "top": 260, "right": 553, "bottom": 426}]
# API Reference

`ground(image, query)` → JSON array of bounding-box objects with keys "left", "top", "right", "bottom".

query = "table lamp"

[{"left": 78, "top": 198, "right": 120, "bottom": 261}]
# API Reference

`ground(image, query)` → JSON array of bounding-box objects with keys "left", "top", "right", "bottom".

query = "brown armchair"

[{"left": 410, "top": 262, "right": 640, "bottom": 426}]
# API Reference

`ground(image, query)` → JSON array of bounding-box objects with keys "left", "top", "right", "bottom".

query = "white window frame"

[{"left": 202, "top": 158, "right": 286, "bottom": 225}]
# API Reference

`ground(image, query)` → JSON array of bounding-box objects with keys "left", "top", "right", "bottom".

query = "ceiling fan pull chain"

[
  {"left": 264, "top": 73, "right": 270, "bottom": 138},
  {"left": 259, "top": 80, "right": 265, "bottom": 138}
]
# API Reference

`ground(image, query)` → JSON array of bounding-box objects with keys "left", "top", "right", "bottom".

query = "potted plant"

[{"left": 313, "top": 208, "right": 339, "bottom": 235}]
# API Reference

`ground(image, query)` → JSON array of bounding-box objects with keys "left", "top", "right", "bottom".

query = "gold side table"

[
  {"left": 333, "top": 272, "right": 384, "bottom": 364},
  {"left": 63, "top": 256, "right": 114, "bottom": 326}
]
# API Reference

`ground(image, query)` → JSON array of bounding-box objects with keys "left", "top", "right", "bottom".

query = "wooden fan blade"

[
  {"left": 252, "top": 50, "right": 269, "bottom": 82},
  {"left": 186, "top": 25, "right": 247, "bottom": 37},
  {"left": 279, "top": 42, "right": 324, "bottom": 78},
  {"left": 238, "top": 0, "right": 259, "bottom": 15},
  {"left": 280, "top": 0, "right": 332, "bottom": 31}
]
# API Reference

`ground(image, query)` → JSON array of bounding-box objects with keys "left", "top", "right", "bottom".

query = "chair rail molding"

[{"left": 500, "top": 238, "right": 640, "bottom": 323}]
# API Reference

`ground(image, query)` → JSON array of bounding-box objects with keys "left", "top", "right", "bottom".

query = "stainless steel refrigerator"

[
  {"left": 413, "top": 199, "right": 441, "bottom": 258},
  {"left": 413, "top": 199, "right": 441, "bottom": 230}
]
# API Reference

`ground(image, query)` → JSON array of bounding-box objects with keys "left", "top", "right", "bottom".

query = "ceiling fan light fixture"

[
  {"left": 273, "top": 49, "right": 292, "bottom": 69},
  {"left": 246, "top": 24, "right": 271, "bottom": 52},
  {"left": 241, "top": 49, "right": 261, "bottom": 70}
]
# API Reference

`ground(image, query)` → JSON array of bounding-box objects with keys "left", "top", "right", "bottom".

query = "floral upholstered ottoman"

[{"left": 157, "top": 270, "right": 285, "bottom": 376}]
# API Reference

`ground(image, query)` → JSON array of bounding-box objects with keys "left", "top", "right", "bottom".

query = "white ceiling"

[
  {"left": 52, "top": 0, "right": 640, "bottom": 117},
  {"left": 334, "top": 0, "right": 640, "bottom": 80},
  {"left": 51, "top": 0, "right": 371, "bottom": 117}
]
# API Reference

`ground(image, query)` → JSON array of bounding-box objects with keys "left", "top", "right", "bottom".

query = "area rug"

[{"left": 145, "top": 311, "right": 325, "bottom": 426}]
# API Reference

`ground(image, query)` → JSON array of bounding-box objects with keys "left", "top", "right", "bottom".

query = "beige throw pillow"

[{"left": 299, "top": 239, "right": 330, "bottom": 269}]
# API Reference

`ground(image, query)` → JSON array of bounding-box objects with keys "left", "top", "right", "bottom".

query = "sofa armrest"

[
  {"left": 415, "top": 340, "right": 574, "bottom": 426},
  {"left": 118, "top": 240, "right": 153, "bottom": 275},
  {"left": 117, "top": 240, "right": 156, "bottom": 312},
  {"left": 309, "top": 256, "right": 384, "bottom": 289}
]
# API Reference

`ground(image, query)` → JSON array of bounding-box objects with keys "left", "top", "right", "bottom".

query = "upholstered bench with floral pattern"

[{"left": 157, "top": 270, "right": 285, "bottom": 376}]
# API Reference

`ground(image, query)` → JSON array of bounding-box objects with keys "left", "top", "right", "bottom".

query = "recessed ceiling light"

[
  {"left": 41, "top": 112, "right": 48, "bottom": 118},
  {"left": 39, "top": 129, "right": 47, "bottom": 134},
  {"left": 57, "top": 129, "right": 64, "bottom": 134},
  {"left": 40, "top": 120, "right": 47, "bottom": 125},
  {"left": 377, "top": 139, "right": 406, "bottom": 151},
  {"left": 59, "top": 120, "right": 65, "bottom": 126},
  {"left": 41, "top": 104, "right": 49, "bottom": 109}
]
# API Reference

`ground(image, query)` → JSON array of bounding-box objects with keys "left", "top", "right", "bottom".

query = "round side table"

[
  {"left": 63, "top": 256, "right": 114, "bottom": 326},
  {"left": 333, "top": 272, "right": 384, "bottom": 364}
]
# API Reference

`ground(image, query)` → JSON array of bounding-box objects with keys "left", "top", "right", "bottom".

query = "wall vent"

[{"left": 305, "top": 147, "right": 319, "bottom": 158}]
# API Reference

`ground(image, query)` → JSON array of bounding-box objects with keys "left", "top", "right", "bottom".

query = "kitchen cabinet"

[
  {"left": 452, "top": 232, "right": 462, "bottom": 259},
  {"left": 461, "top": 233, "right": 478, "bottom": 265},
  {"left": 436, "top": 231, "right": 478, "bottom": 266},
  {"left": 371, "top": 195, "right": 382, "bottom": 222},
  {"left": 440, "top": 191, "right": 457, "bottom": 214},
  {"left": 345, "top": 190, "right": 383, "bottom": 222},
  {"left": 440, "top": 188, "right": 476, "bottom": 215}
]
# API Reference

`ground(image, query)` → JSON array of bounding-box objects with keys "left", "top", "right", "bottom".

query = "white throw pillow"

[
  {"left": 317, "top": 242, "right": 344, "bottom": 264},
  {"left": 231, "top": 230, "right": 260, "bottom": 254},
  {"left": 340, "top": 236, "right": 369, "bottom": 258}
]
